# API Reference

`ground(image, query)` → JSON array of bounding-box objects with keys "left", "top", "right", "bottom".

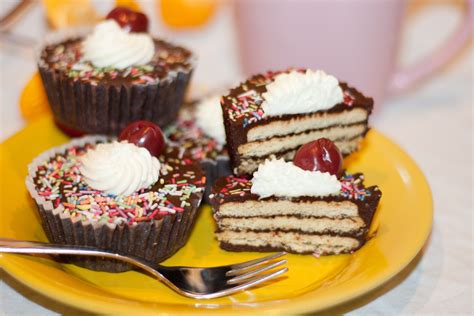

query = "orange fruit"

[
  {"left": 20, "top": 73, "right": 51, "bottom": 122},
  {"left": 115, "top": 0, "right": 141, "bottom": 12},
  {"left": 160, "top": 0, "right": 217, "bottom": 29}
]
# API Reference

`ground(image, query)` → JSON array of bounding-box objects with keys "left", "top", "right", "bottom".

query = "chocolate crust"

[
  {"left": 37, "top": 201, "right": 200, "bottom": 272},
  {"left": 39, "top": 64, "right": 192, "bottom": 135}
]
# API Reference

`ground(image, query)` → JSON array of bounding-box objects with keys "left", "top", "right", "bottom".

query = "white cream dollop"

[
  {"left": 82, "top": 20, "right": 154, "bottom": 69},
  {"left": 195, "top": 95, "right": 226, "bottom": 145},
  {"left": 261, "top": 69, "right": 343, "bottom": 117},
  {"left": 80, "top": 141, "right": 160, "bottom": 196},
  {"left": 250, "top": 159, "right": 341, "bottom": 198}
]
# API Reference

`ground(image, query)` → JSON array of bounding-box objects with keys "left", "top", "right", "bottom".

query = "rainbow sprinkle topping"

[
  {"left": 222, "top": 69, "right": 355, "bottom": 128},
  {"left": 42, "top": 39, "right": 191, "bottom": 85},
  {"left": 34, "top": 144, "right": 204, "bottom": 225},
  {"left": 165, "top": 106, "right": 227, "bottom": 160}
]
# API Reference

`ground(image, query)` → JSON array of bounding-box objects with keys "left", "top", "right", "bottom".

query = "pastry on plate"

[
  {"left": 26, "top": 122, "right": 205, "bottom": 272},
  {"left": 165, "top": 95, "right": 231, "bottom": 202},
  {"left": 38, "top": 7, "right": 194, "bottom": 136},
  {"left": 210, "top": 139, "right": 381, "bottom": 256},
  {"left": 221, "top": 69, "right": 373, "bottom": 176}
]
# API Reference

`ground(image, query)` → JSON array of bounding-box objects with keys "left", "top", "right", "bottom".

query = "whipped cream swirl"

[
  {"left": 82, "top": 20, "right": 154, "bottom": 69},
  {"left": 262, "top": 69, "right": 343, "bottom": 117},
  {"left": 195, "top": 95, "right": 226, "bottom": 145},
  {"left": 251, "top": 159, "right": 341, "bottom": 198},
  {"left": 80, "top": 141, "right": 160, "bottom": 196}
]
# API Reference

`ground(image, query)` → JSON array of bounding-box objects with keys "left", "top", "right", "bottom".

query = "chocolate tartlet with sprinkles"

[
  {"left": 38, "top": 8, "right": 194, "bottom": 136},
  {"left": 26, "top": 124, "right": 205, "bottom": 272},
  {"left": 221, "top": 69, "right": 374, "bottom": 176},
  {"left": 210, "top": 139, "right": 381, "bottom": 256},
  {"left": 165, "top": 95, "right": 231, "bottom": 202}
]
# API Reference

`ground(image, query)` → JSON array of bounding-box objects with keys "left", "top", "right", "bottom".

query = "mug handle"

[{"left": 389, "top": 1, "right": 473, "bottom": 93}]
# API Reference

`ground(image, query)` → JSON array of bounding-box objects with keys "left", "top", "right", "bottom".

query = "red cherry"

[
  {"left": 119, "top": 121, "right": 165, "bottom": 157},
  {"left": 106, "top": 7, "right": 149, "bottom": 33},
  {"left": 293, "top": 138, "right": 343, "bottom": 177}
]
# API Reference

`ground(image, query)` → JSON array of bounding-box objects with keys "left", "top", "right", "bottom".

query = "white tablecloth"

[{"left": 1, "top": 2, "right": 472, "bottom": 315}]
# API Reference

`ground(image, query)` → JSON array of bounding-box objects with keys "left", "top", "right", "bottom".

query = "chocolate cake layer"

[{"left": 221, "top": 70, "right": 374, "bottom": 176}]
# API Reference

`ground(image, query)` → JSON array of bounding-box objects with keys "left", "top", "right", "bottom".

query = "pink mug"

[{"left": 234, "top": 0, "right": 473, "bottom": 106}]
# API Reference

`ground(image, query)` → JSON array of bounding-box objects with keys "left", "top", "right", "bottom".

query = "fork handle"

[{"left": 0, "top": 238, "right": 157, "bottom": 275}]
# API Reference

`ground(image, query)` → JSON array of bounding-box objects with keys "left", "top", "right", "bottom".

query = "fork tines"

[{"left": 226, "top": 252, "right": 288, "bottom": 288}]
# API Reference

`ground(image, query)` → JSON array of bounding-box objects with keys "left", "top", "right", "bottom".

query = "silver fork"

[{"left": 0, "top": 238, "right": 287, "bottom": 299}]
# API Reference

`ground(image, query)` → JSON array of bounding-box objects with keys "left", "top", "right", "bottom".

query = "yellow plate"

[{"left": 0, "top": 115, "right": 432, "bottom": 314}]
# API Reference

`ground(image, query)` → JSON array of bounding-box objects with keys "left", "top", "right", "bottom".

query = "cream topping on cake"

[
  {"left": 250, "top": 158, "right": 341, "bottom": 198},
  {"left": 261, "top": 69, "right": 343, "bottom": 117},
  {"left": 82, "top": 20, "right": 154, "bottom": 69},
  {"left": 195, "top": 95, "right": 226, "bottom": 145},
  {"left": 80, "top": 141, "right": 160, "bottom": 196}
]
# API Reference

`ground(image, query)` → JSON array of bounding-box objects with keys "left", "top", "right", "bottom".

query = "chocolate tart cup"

[
  {"left": 200, "top": 156, "right": 232, "bottom": 204},
  {"left": 25, "top": 136, "right": 203, "bottom": 272},
  {"left": 37, "top": 28, "right": 195, "bottom": 136}
]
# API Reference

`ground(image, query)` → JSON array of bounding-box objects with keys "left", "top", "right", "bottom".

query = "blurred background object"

[
  {"left": 160, "top": 0, "right": 217, "bottom": 29},
  {"left": 42, "top": 0, "right": 100, "bottom": 29},
  {"left": 0, "top": 0, "right": 472, "bottom": 126},
  {"left": 19, "top": 72, "right": 50, "bottom": 122},
  {"left": 234, "top": 0, "right": 473, "bottom": 107}
]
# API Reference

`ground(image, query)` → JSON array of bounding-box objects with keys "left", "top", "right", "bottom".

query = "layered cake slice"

[
  {"left": 210, "top": 139, "right": 381, "bottom": 255},
  {"left": 221, "top": 69, "right": 373, "bottom": 175}
]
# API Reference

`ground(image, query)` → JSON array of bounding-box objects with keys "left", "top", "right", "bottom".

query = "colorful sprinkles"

[
  {"left": 41, "top": 39, "right": 191, "bottom": 85},
  {"left": 34, "top": 144, "right": 204, "bottom": 225},
  {"left": 164, "top": 106, "right": 227, "bottom": 160},
  {"left": 222, "top": 72, "right": 272, "bottom": 127},
  {"left": 211, "top": 173, "right": 372, "bottom": 203},
  {"left": 339, "top": 174, "right": 372, "bottom": 201},
  {"left": 222, "top": 69, "right": 355, "bottom": 127}
]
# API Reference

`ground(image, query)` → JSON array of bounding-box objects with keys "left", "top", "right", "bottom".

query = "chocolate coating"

[{"left": 220, "top": 70, "right": 374, "bottom": 175}]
